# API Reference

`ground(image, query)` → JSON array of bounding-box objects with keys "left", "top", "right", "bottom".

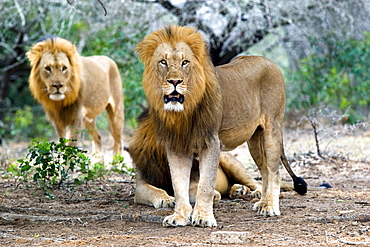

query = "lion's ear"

[
  {"left": 135, "top": 41, "right": 154, "bottom": 65},
  {"left": 26, "top": 43, "right": 44, "bottom": 68},
  {"left": 69, "top": 42, "right": 78, "bottom": 54}
]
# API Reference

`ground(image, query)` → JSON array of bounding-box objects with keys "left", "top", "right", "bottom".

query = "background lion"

[
  {"left": 131, "top": 25, "right": 307, "bottom": 228},
  {"left": 26, "top": 37, "right": 124, "bottom": 155}
]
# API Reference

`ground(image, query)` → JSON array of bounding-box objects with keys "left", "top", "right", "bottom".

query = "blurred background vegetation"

[{"left": 0, "top": 0, "right": 369, "bottom": 144}]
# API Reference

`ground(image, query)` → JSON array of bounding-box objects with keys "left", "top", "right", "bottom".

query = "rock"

[{"left": 210, "top": 231, "right": 251, "bottom": 244}]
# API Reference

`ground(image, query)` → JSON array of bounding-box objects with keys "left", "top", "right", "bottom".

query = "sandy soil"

[{"left": 0, "top": 126, "right": 369, "bottom": 246}]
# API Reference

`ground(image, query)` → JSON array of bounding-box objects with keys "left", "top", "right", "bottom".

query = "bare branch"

[
  {"left": 66, "top": 0, "right": 107, "bottom": 16},
  {"left": 14, "top": 0, "right": 25, "bottom": 26},
  {"left": 96, "top": 0, "right": 107, "bottom": 16}
]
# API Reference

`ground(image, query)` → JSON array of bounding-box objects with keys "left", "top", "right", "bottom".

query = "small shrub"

[
  {"left": 17, "top": 138, "right": 91, "bottom": 197},
  {"left": 11, "top": 139, "right": 135, "bottom": 199},
  {"left": 111, "top": 154, "right": 135, "bottom": 177}
]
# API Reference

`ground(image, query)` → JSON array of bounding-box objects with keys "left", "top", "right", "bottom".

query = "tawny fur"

[
  {"left": 132, "top": 25, "right": 293, "bottom": 227},
  {"left": 27, "top": 37, "right": 124, "bottom": 155}
]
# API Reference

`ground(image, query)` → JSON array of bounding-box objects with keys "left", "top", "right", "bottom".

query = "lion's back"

[
  {"left": 79, "top": 55, "right": 123, "bottom": 110},
  {"left": 217, "top": 56, "right": 286, "bottom": 150}
]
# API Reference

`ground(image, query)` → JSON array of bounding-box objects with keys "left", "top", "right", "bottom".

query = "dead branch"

[
  {"left": 66, "top": 0, "right": 107, "bottom": 16},
  {"left": 0, "top": 232, "right": 66, "bottom": 243},
  {"left": 308, "top": 117, "right": 324, "bottom": 158},
  {"left": 338, "top": 238, "right": 370, "bottom": 245},
  {"left": 0, "top": 212, "right": 163, "bottom": 224},
  {"left": 96, "top": 0, "right": 107, "bottom": 16},
  {"left": 304, "top": 214, "right": 370, "bottom": 223},
  {"left": 0, "top": 213, "right": 73, "bottom": 222}
]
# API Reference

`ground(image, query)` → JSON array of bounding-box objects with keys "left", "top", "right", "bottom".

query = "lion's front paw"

[
  {"left": 152, "top": 196, "right": 175, "bottom": 208},
  {"left": 252, "top": 200, "right": 280, "bottom": 216},
  {"left": 191, "top": 211, "right": 217, "bottom": 227},
  {"left": 229, "top": 184, "right": 250, "bottom": 199},
  {"left": 163, "top": 213, "right": 190, "bottom": 227}
]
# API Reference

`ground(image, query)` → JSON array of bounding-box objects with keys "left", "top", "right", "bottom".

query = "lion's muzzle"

[
  {"left": 164, "top": 90, "right": 184, "bottom": 104},
  {"left": 49, "top": 83, "right": 66, "bottom": 101}
]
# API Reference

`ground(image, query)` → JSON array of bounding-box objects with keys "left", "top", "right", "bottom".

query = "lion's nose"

[
  {"left": 167, "top": 80, "right": 183, "bottom": 86},
  {"left": 53, "top": 83, "right": 63, "bottom": 89}
]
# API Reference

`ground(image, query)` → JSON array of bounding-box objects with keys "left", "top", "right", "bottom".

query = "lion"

[
  {"left": 132, "top": 25, "right": 307, "bottom": 227},
  {"left": 26, "top": 37, "right": 124, "bottom": 155}
]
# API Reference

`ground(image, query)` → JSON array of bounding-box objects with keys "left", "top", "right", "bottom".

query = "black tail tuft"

[{"left": 293, "top": 177, "right": 307, "bottom": 195}]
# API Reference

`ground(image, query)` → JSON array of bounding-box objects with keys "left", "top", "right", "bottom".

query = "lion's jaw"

[
  {"left": 40, "top": 52, "right": 72, "bottom": 102},
  {"left": 153, "top": 42, "right": 194, "bottom": 112}
]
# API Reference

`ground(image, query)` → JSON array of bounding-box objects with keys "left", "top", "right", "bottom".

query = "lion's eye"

[
  {"left": 182, "top": 60, "right": 189, "bottom": 66},
  {"left": 159, "top": 60, "right": 167, "bottom": 66},
  {"left": 45, "top": 66, "right": 51, "bottom": 72},
  {"left": 62, "top": 66, "right": 67, "bottom": 71}
]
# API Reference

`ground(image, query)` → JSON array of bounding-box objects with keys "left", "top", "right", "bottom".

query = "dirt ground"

[{"left": 0, "top": 125, "right": 369, "bottom": 246}]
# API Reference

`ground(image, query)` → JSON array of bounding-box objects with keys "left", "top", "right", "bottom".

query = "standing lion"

[
  {"left": 26, "top": 37, "right": 124, "bottom": 155},
  {"left": 131, "top": 25, "right": 306, "bottom": 227}
]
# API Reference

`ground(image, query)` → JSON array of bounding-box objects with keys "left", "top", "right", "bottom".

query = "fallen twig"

[
  {"left": 0, "top": 212, "right": 163, "bottom": 224},
  {"left": 338, "top": 238, "right": 370, "bottom": 245},
  {"left": 304, "top": 214, "right": 370, "bottom": 223}
]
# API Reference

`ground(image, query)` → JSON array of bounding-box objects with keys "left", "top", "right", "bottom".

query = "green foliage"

[
  {"left": 111, "top": 154, "right": 135, "bottom": 177},
  {"left": 6, "top": 163, "right": 30, "bottom": 186},
  {"left": 11, "top": 138, "right": 134, "bottom": 198},
  {"left": 122, "top": 61, "right": 146, "bottom": 128},
  {"left": 287, "top": 32, "right": 370, "bottom": 121},
  {"left": 17, "top": 138, "right": 91, "bottom": 197},
  {"left": 1, "top": 106, "right": 54, "bottom": 141}
]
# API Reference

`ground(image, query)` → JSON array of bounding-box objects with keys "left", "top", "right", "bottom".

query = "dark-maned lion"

[
  {"left": 26, "top": 37, "right": 124, "bottom": 155},
  {"left": 131, "top": 25, "right": 306, "bottom": 227}
]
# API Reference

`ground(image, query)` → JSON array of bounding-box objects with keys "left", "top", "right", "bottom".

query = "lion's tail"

[{"left": 280, "top": 146, "right": 307, "bottom": 195}]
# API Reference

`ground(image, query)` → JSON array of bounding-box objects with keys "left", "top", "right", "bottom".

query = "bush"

[
  {"left": 1, "top": 106, "right": 54, "bottom": 141},
  {"left": 10, "top": 138, "right": 134, "bottom": 199},
  {"left": 287, "top": 32, "right": 370, "bottom": 122},
  {"left": 17, "top": 138, "right": 91, "bottom": 198}
]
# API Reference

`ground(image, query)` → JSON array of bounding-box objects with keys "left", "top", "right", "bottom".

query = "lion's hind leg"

[
  {"left": 84, "top": 118, "right": 102, "bottom": 155},
  {"left": 247, "top": 126, "right": 281, "bottom": 217},
  {"left": 106, "top": 101, "right": 124, "bottom": 156},
  {"left": 219, "top": 152, "right": 262, "bottom": 198}
]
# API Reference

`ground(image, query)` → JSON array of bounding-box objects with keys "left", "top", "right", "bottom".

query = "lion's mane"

[
  {"left": 27, "top": 38, "right": 81, "bottom": 113},
  {"left": 135, "top": 25, "right": 222, "bottom": 155}
]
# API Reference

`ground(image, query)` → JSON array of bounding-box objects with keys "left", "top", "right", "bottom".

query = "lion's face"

[
  {"left": 152, "top": 42, "right": 196, "bottom": 112},
  {"left": 38, "top": 52, "right": 72, "bottom": 101}
]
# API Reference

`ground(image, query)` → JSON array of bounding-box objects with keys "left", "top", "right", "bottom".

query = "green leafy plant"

[
  {"left": 111, "top": 154, "right": 135, "bottom": 177},
  {"left": 17, "top": 138, "right": 91, "bottom": 197},
  {"left": 5, "top": 163, "right": 31, "bottom": 188},
  {"left": 11, "top": 138, "right": 135, "bottom": 199},
  {"left": 85, "top": 162, "right": 108, "bottom": 181}
]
